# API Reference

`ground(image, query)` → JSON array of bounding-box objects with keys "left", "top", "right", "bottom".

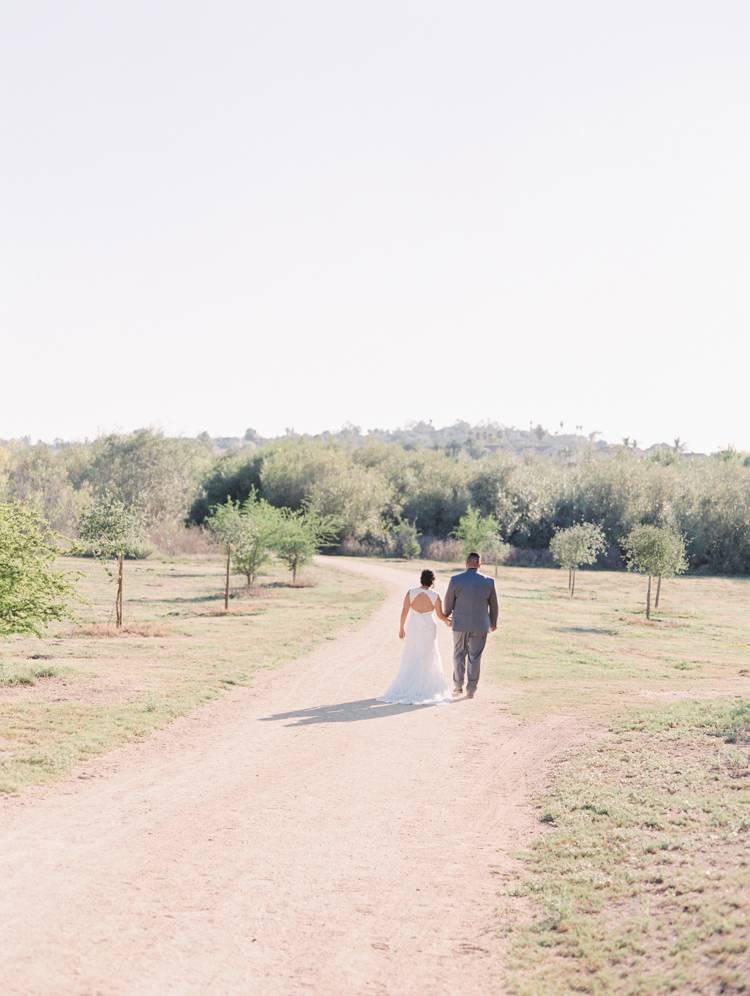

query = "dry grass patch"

[
  {"left": 69, "top": 622, "right": 174, "bottom": 637},
  {"left": 0, "top": 555, "right": 384, "bottom": 794},
  {"left": 200, "top": 606, "right": 269, "bottom": 618},
  {"left": 478, "top": 567, "right": 750, "bottom": 725}
]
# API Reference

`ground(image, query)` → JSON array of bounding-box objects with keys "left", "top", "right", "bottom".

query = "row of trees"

[
  {"left": 74, "top": 492, "right": 335, "bottom": 628},
  {"left": 0, "top": 496, "right": 690, "bottom": 641},
  {"left": 2, "top": 430, "right": 749, "bottom": 574},
  {"left": 0, "top": 488, "right": 339, "bottom": 635},
  {"left": 548, "top": 521, "right": 687, "bottom": 615},
  {"left": 443, "top": 508, "right": 688, "bottom": 615}
]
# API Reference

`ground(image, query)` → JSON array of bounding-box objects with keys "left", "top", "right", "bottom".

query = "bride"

[{"left": 377, "top": 569, "right": 453, "bottom": 705}]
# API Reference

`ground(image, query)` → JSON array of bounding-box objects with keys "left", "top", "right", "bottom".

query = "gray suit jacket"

[{"left": 443, "top": 568, "right": 498, "bottom": 633}]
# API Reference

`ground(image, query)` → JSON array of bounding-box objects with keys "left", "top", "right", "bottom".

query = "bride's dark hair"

[{"left": 420, "top": 569, "right": 435, "bottom": 587}]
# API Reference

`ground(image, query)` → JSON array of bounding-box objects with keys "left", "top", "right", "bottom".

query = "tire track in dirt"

[{"left": 0, "top": 558, "right": 597, "bottom": 996}]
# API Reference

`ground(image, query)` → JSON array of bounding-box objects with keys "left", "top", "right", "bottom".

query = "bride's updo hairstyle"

[{"left": 420, "top": 569, "right": 436, "bottom": 588}]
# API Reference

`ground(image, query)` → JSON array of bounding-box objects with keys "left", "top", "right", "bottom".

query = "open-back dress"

[{"left": 377, "top": 587, "right": 451, "bottom": 705}]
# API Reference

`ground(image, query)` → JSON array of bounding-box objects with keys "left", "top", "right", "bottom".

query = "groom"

[{"left": 443, "top": 552, "right": 498, "bottom": 699}]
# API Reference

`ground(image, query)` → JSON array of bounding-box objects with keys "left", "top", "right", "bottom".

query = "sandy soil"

[{"left": 0, "top": 559, "right": 598, "bottom": 996}]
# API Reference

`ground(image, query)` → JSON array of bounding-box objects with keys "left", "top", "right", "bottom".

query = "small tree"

[
  {"left": 206, "top": 494, "right": 281, "bottom": 588},
  {"left": 549, "top": 523, "right": 606, "bottom": 596},
  {"left": 205, "top": 499, "right": 255, "bottom": 607},
  {"left": 0, "top": 501, "right": 80, "bottom": 636},
  {"left": 274, "top": 507, "right": 339, "bottom": 581},
  {"left": 78, "top": 493, "right": 148, "bottom": 628},
  {"left": 623, "top": 525, "right": 688, "bottom": 619},
  {"left": 483, "top": 533, "right": 510, "bottom": 576},
  {"left": 392, "top": 519, "right": 421, "bottom": 560},
  {"left": 451, "top": 506, "right": 499, "bottom": 558},
  {"left": 236, "top": 496, "right": 282, "bottom": 585}
]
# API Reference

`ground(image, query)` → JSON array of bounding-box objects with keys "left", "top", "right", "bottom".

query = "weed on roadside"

[
  {"left": 503, "top": 699, "right": 750, "bottom": 995},
  {"left": 0, "top": 662, "right": 61, "bottom": 686},
  {"left": 69, "top": 622, "right": 174, "bottom": 638}
]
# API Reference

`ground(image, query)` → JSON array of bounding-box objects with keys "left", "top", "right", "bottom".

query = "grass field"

[
  {"left": 0, "top": 554, "right": 384, "bottom": 794},
  {"left": 388, "top": 557, "right": 750, "bottom": 994}
]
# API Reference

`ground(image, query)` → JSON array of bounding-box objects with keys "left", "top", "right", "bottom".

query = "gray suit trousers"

[{"left": 452, "top": 631, "right": 487, "bottom": 693}]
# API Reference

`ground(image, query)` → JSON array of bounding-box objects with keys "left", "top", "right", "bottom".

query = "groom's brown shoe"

[
  {"left": 452, "top": 689, "right": 463, "bottom": 697},
  {"left": 466, "top": 690, "right": 475, "bottom": 699}
]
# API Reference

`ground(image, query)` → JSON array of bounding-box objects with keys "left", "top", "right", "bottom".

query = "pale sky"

[{"left": 1, "top": 1, "right": 748, "bottom": 454}]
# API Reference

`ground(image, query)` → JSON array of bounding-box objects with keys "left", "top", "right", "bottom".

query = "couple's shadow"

[{"left": 260, "top": 697, "right": 459, "bottom": 727}]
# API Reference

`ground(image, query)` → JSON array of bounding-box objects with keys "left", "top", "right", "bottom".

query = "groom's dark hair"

[{"left": 467, "top": 552, "right": 480, "bottom": 566}]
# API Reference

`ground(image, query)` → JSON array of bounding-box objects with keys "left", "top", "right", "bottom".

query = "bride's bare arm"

[
  {"left": 399, "top": 592, "right": 410, "bottom": 639},
  {"left": 435, "top": 594, "right": 452, "bottom": 627}
]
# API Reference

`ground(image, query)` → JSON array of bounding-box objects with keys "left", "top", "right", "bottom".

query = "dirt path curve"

[{"left": 1, "top": 559, "right": 595, "bottom": 996}]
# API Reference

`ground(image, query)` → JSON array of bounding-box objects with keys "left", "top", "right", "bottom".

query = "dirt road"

[{"left": 0, "top": 559, "right": 594, "bottom": 996}]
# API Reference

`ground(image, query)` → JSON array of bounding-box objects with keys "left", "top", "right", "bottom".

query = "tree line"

[
  {"left": 1, "top": 428, "right": 750, "bottom": 575},
  {"left": 187, "top": 435, "right": 750, "bottom": 575}
]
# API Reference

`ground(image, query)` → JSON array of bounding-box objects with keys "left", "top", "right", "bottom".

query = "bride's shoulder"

[{"left": 411, "top": 587, "right": 438, "bottom": 602}]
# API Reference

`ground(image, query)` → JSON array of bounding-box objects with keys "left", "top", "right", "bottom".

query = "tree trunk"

[
  {"left": 117, "top": 554, "right": 124, "bottom": 629},
  {"left": 225, "top": 543, "right": 231, "bottom": 609},
  {"left": 292, "top": 560, "right": 297, "bottom": 583},
  {"left": 655, "top": 575, "right": 662, "bottom": 609},
  {"left": 646, "top": 574, "right": 651, "bottom": 619},
  {"left": 568, "top": 568, "right": 572, "bottom": 590},
  {"left": 571, "top": 568, "right": 576, "bottom": 597}
]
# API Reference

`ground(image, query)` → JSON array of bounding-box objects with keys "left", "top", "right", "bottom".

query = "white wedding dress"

[{"left": 377, "top": 588, "right": 451, "bottom": 705}]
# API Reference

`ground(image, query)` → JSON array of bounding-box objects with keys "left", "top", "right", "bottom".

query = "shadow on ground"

[{"left": 260, "top": 697, "right": 461, "bottom": 726}]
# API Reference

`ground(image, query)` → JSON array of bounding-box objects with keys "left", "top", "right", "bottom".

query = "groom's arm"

[
  {"left": 443, "top": 579, "right": 455, "bottom": 618},
  {"left": 488, "top": 580, "right": 499, "bottom": 630}
]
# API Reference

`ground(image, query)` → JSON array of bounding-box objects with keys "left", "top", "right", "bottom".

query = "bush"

[
  {"left": 503, "top": 546, "right": 555, "bottom": 567},
  {"left": 260, "top": 439, "right": 349, "bottom": 511},
  {"left": 149, "top": 522, "right": 215, "bottom": 557},
  {"left": 392, "top": 519, "right": 421, "bottom": 559},
  {"left": 74, "top": 429, "right": 210, "bottom": 524},
  {"left": 451, "top": 506, "right": 499, "bottom": 557},
  {"left": 420, "top": 537, "right": 464, "bottom": 562},
  {"left": 0, "top": 501, "right": 80, "bottom": 636},
  {"left": 188, "top": 453, "right": 264, "bottom": 524},
  {"left": 339, "top": 535, "right": 397, "bottom": 557},
  {"left": 1, "top": 443, "right": 83, "bottom": 535}
]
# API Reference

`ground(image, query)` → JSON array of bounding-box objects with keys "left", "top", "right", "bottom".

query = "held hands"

[{"left": 445, "top": 619, "right": 452, "bottom": 628}]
